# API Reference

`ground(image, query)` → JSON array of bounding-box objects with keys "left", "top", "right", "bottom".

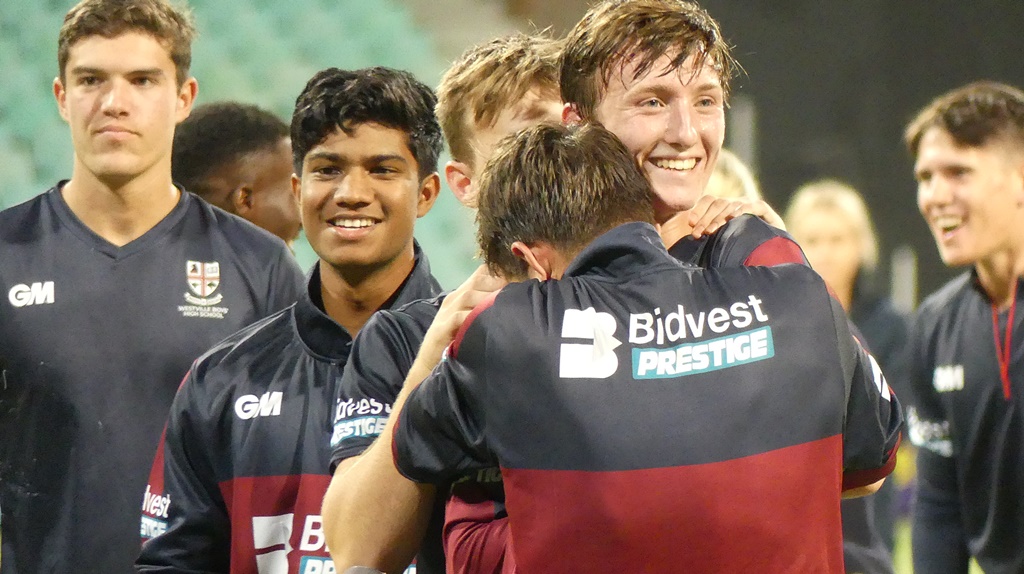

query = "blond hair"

[
  {"left": 784, "top": 179, "right": 879, "bottom": 271},
  {"left": 706, "top": 148, "right": 760, "bottom": 201},
  {"left": 436, "top": 33, "right": 562, "bottom": 165}
]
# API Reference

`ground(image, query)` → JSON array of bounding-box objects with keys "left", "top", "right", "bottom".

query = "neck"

[
  {"left": 975, "top": 248, "right": 1024, "bottom": 310},
  {"left": 61, "top": 158, "right": 179, "bottom": 247},
  {"left": 319, "top": 248, "right": 416, "bottom": 336}
]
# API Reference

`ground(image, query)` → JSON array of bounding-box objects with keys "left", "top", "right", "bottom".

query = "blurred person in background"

[
  {"left": 786, "top": 179, "right": 912, "bottom": 574},
  {"left": 903, "top": 81, "right": 1024, "bottom": 574},
  {"left": 172, "top": 101, "right": 302, "bottom": 247}
]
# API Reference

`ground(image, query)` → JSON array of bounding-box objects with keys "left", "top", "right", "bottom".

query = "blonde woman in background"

[{"left": 786, "top": 179, "right": 912, "bottom": 574}]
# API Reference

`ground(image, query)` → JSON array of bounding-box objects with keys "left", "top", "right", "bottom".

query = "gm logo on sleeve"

[{"left": 559, "top": 308, "right": 621, "bottom": 379}]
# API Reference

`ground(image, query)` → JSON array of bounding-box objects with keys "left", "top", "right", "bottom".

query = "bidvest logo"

[
  {"left": 8, "top": 281, "right": 54, "bottom": 307},
  {"left": 140, "top": 485, "right": 171, "bottom": 539},
  {"left": 559, "top": 308, "right": 622, "bottom": 379},
  {"left": 235, "top": 392, "right": 283, "bottom": 420}
]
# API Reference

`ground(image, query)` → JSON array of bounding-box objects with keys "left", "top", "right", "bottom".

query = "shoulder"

[
  {"left": 916, "top": 272, "right": 973, "bottom": 319},
  {"left": 0, "top": 192, "right": 52, "bottom": 243},
  {"left": 706, "top": 215, "right": 807, "bottom": 268},
  {"left": 184, "top": 194, "right": 291, "bottom": 255},
  {"left": 187, "top": 306, "right": 296, "bottom": 389}
]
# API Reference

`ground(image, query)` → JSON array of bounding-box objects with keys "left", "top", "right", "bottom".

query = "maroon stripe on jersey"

[
  {"left": 218, "top": 474, "right": 333, "bottom": 574},
  {"left": 449, "top": 290, "right": 500, "bottom": 359},
  {"left": 742, "top": 236, "right": 807, "bottom": 267},
  {"left": 502, "top": 435, "right": 846, "bottom": 573},
  {"left": 445, "top": 479, "right": 514, "bottom": 574},
  {"left": 843, "top": 434, "right": 900, "bottom": 491}
]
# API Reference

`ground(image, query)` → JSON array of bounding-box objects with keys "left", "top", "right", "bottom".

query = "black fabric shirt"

[
  {"left": 0, "top": 187, "right": 305, "bottom": 574},
  {"left": 332, "top": 215, "right": 817, "bottom": 574},
  {"left": 394, "top": 222, "right": 903, "bottom": 573},
  {"left": 136, "top": 247, "right": 440, "bottom": 574},
  {"left": 907, "top": 271, "right": 1024, "bottom": 574}
]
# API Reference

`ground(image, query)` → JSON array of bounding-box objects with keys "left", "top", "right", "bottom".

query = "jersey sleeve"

[
  {"left": 330, "top": 309, "right": 427, "bottom": 469},
  {"left": 830, "top": 296, "right": 904, "bottom": 490},
  {"left": 137, "top": 368, "right": 231, "bottom": 573},
  {"left": 704, "top": 215, "right": 809, "bottom": 268},
  {"left": 392, "top": 311, "right": 496, "bottom": 485},
  {"left": 264, "top": 244, "right": 306, "bottom": 315}
]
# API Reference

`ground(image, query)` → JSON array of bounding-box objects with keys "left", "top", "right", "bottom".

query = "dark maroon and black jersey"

[
  {"left": 0, "top": 187, "right": 304, "bottom": 574},
  {"left": 668, "top": 213, "right": 809, "bottom": 268},
  {"left": 906, "top": 272, "right": 1024, "bottom": 574},
  {"left": 136, "top": 248, "right": 439, "bottom": 574},
  {"left": 393, "top": 222, "right": 903, "bottom": 573}
]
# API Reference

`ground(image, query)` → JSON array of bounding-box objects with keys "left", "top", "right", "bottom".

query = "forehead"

[
  {"left": 915, "top": 127, "right": 997, "bottom": 168},
  {"left": 306, "top": 122, "right": 415, "bottom": 163},
  {"left": 604, "top": 51, "right": 722, "bottom": 97},
  {"left": 65, "top": 31, "right": 174, "bottom": 73}
]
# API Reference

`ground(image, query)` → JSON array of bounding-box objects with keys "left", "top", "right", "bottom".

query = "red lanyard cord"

[{"left": 991, "top": 296, "right": 1016, "bottom": 401}]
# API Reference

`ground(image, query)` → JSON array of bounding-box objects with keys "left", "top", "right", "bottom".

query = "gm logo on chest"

[
  {"left": 932, "top": 364, "right": 964, "bottom": 393},
  {"left": 8, "top": 281, "right": 54, "bottom": 307},
  {"left": 235, "top": 391, "right": 283, "bottom": 419}
]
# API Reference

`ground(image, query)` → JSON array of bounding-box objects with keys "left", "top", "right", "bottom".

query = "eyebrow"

[
  {"left": 69, "top": 66, "right": 165, "bottom": 77},
  {"left": 304, "top": 152, "right": 409, "bottom": 165}
]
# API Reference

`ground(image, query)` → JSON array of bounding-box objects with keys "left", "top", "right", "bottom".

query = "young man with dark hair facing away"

[
  {"left": 0, "top": 1, "right": 304, "bottom": 572},
  {"left": 136, "top": 67, "right": 443, "bottom": 574},
  {"left": 904, "top": 81, "right": 1024, "bottom": 574},
  {"left": 172, "top": 101, "right": 302, "bottom": 246},
  {"left": 394, "top": 123, "right": 901, "bottom": 572}
]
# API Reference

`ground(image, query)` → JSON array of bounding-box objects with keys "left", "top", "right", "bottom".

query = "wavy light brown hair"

[
  {"left": 476, "top": 123, "right": 656, "bottom": 279},
  {"left": 560, "top": 0, "right": 738, "bottom": 120},
  {"left": 436, "top": 32, "right": 563, "bottom": 166},
  {"left": 58, "top": 0, "right": 196, "bottom": 86}
]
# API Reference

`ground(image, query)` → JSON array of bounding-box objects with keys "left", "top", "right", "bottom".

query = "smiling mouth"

[
  {"left": 652, "top": 158, "right": 698, "bottom": 172},
  {"left": 328, "top": 217, "right": 377, "bottom": 229},
  {"left": 933, "top": 215, "right": 963, "bottom": 237}
]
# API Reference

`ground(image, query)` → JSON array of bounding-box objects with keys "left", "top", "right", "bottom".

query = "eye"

[
  {"left": 696, "top": 96, "right": 717, "bottom": 107},
  {"left": 312, "top": 165, "right": 340, "bottom": 177},
  {"left": 132, "top": 76, "right": 154, "bottom": 86},
  {"left": 370, "top": 165, "right": 401, "bottom": 176},
  {"left": 639, "top": 98, "right": 664, "bottom": 108},
  {"left": 78, "top": 75, "right": 101, "bottom": 86}
]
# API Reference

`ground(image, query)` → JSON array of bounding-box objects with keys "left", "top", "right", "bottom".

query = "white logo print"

[
  {"left": 253, "top": 514, "right": 294, "bottom": 574},
  {"left": 932, "top": 365, "right": 964, "bottom": 393},
  {"left": 235, "top": 392, "right": 283, "bottom": 419},
  {"left": 8, "top": 282, "right": 54, "bottom": 307},
  {"left": 559, "top": 308, "right": 621, "bottom": 379}
]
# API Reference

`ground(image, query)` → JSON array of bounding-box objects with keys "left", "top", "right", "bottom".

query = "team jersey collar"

[
  {"left": 563, "top": 221, "right": 682, "bottom": 280},
  {"left": 295, "top": 241, "right": 441, "bottom": 360},
  {"left": 47, "top": 181, "right": 191, "bottom": 259}
]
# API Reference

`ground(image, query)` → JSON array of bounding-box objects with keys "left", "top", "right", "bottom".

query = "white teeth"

[
  {"left": 933, "top": 215, "right": 963, "bottom": 233},
  {"left": 331, "top": 218, "right": 375, "bottom": 229},
  {"left": 653, "top": 158, "right": 697, "bottom": 171}
]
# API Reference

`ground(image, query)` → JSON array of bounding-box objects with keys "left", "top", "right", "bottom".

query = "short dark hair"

[
  {"left": 476, "top": 123, "right": 656, "bottom": 279},
  {"left": 904, "top": 81, "right": 1024, "bottom": 158},
  {"left": 58, "top": 0, "right": 196, "bottom": 86},
  {"left": 172, "top": 102, "right": 289, "bottom": 198},
  {"left": 290, "top": 67, "right": 442, "bottom": 179},
  {"left": 560, "top": 0, "right": 738, "bottom": 121}
]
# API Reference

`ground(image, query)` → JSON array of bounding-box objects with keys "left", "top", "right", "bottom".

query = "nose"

[
  {"left": 333, "top": 171, "right": 373, "bottom": 207},
  {"left": 100, "top": 78, "right": 130, "bottom": 117},
  {"left": 663, "top": 103, "right": 699, "bottom": 148},
  {"left": 918, "top": 176, "right": 953, "bottom": 214}
]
